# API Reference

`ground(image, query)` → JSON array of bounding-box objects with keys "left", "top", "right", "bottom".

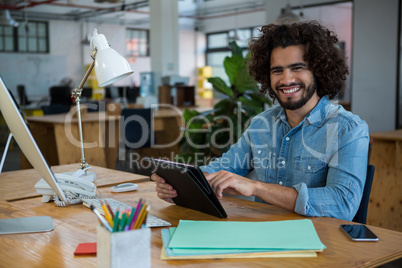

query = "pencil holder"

[{"left": 97, "top": 224, "right": 151, "bottom": 268}]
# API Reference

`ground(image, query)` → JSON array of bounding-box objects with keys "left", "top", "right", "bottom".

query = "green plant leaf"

[
  {"left": 183, "top": 109, "right": 199, "bottom": 123},
  {"left": 207, "top": 77, "right": 233, "bottom": 97},
  {"left": 224, "top": 55, "right": 244, "bottom": 86},
  {"left": 234, "top": 66, "right": 259, "bottom": 93},
  {"left": 238, "top": 96, "right": 263, "bottom": 114},
  {"left": 214, "top": 98, "right": 232, "bottom": 115},
  {"left": 224, "top": 54, "right": 259, "bottom": 94},
  {"left": 247, "top": 92, "right": 272, "bottom": 106},
  {"left": 228, "top": 41, "right": 243, "bottom": 56}
]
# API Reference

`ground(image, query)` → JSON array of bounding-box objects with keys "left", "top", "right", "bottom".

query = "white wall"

[
  {"left": 351, "top": 0, "right": 399, "bottom": 132},
  {"left": 178, "top": 18, "right": 197, "bottom": 86}
]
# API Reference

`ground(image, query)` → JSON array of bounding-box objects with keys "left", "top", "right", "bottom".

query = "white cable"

[{"left": 0, "top": 133, "right": 13, "bottom": 175}]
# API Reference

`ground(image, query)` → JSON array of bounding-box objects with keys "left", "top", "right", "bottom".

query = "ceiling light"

[
  {"left": 0, "top": 10, "right": 19, "bottom": 27},
  {"left": 276, "top": 4, "right": 300, "bottom": 23}
]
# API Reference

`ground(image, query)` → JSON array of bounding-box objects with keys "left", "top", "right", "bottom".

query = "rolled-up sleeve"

[{"left": 293, "top": 122, "right": 369, "bottom": 221}]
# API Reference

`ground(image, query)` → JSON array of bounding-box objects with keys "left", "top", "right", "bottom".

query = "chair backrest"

[
  {"left": 352, "top": 164, "right": 375, "bottom": 224},
  {"left": 41, "top": 104, "right": 69, "bottom": 115},
  {"left": 121, "top": 108, "right": 154, "bottom": 149},
  {"left": 49, "top": 86, "right": 72, "bottom": 108},
  {"left": 17, "top": 85, "right": 31, "bottom": 106},
  {"left": 126, "top": 87, "right": 140, "bottom": 103}
]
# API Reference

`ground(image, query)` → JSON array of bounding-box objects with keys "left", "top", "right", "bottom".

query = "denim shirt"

[{"left": 200, "top": 96, "right": 369, "bottom": 221}]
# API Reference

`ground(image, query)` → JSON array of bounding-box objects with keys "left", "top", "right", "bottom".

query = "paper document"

[
  {"left": 168, "top": 219, "right": 325, "bottom": 251},
  {"left": 161, "top": 228, "right": 317, "bottom": 259}
]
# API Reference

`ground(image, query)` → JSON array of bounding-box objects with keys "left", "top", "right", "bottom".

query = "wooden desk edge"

[{"left": 370, "top": 129, "right": 402, "bottom": 141}]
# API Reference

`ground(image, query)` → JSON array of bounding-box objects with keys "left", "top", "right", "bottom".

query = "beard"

[{"left": 274, "top": 79, "right": 317, "bottom": 110}]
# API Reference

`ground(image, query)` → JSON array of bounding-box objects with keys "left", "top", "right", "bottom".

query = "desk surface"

[
  {"left": 0, "top": 167, "right": 401, "bottom": 267},
  {"left": 0, "top": 164, "right": 148, "bottom": 201},
  {"left": 370, "top": 129, "right": 402, "bottom": 141}
]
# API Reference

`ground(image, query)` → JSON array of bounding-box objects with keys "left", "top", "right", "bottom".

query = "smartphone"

[{"left": 340, "top": 224, "right": 379, "bottom": 241}]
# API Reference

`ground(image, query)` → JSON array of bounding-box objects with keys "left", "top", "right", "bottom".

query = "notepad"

[
  {"left": 161, "top": 219, "right": 325, "bottom": 260},
  {"left": 161, "top": 228, "right": 317, "bottom": 259},
  {"left": 74, "top": 242, "right": 97, "bottom": 255}
]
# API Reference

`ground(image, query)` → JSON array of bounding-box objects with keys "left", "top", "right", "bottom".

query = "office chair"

[
  {"left": 41, "top": 104, "right": 69, "bottom": 115},
  {"left": 121, "top": 108, "right": 154, "bottom": 149},
  {"left": 352, "top": 164, "right": 375, "bottom": 224},
  {"left": 118, "top": 108, "right": 155, "bottom": 173},
  {"left": 126, "top": 87, "right": 140, "bottom": 103},
  {"left": 49, "top": 86, "right": 72, "bottom": 111},
  {"left": 17, "top": 85, "right": 31, "bottom": 106}
]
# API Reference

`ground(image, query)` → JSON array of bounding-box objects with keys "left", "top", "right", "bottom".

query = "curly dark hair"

[{"left": 248, "top": 20, "right": 349, "bottom": 101}]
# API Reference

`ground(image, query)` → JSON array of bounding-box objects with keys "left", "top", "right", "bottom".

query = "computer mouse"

[{"left": 111, "top": 183, "right": 138, "bottom": 193}]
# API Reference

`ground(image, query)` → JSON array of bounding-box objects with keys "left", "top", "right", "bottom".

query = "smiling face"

[{"left": 269, "top": 45, "right": 319, "bottom": 111}]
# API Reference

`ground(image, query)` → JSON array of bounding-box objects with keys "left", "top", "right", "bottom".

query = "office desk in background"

[
  {"left": 0, "top": 166, "right": 401, "bottom": 267},
  {"left": 368, "top": 129, "right": 402, "bottom": 232},
  {"left": 21, "top": 109, "right": 185, "bottom": 170},
  {"left": 21, "top": 112, "right": 120, "bottom": 169}
]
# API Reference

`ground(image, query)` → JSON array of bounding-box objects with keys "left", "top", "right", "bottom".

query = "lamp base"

[{"left": 59, "top": 170, "right": 96, "bottom": 183}]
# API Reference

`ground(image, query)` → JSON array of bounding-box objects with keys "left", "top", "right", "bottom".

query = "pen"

[
  {"left": 118, "top": 212, "right": 128, "bottom": 232},
  {"left": 104, "top": 200, "right": 115, "bottom": 219},
  {"left": 125, "top": 207, "right": 136, "bottom": 231},
  {"left": 133, "top": 203, "right": 147, "bottom": 229},
  {"left": 129, "top": 199, "right": 143, "bottom": 229},
  {"left": 112, "top": 210, "right": 120, "bottom": 232},
  {"left": 90, "top": 204, "right": 113, "bottom": 232},
  {"left": 101, "top": 201, "right": 114, "bottom": 227},
  {"left": 136, "top": 205, "right": 149, "bottom": 229}
]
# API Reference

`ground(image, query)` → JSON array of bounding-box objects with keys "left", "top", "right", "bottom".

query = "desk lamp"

[{"left": 71, "top": 29, "right": 133, "bottom": 181}]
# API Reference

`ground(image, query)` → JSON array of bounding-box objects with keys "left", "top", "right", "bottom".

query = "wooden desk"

[
  {"left": 21, "top": 109, "right": 188, "bottom": 170},
  {"left": 0, "top": 164, "right": 148, "bottom": 201},
  {"left": 22, "top": 112, "right": 120, "bottom": 169},
  {"left": 0, "top": 167, "right": 401, "bottom": 267},
  {"left": 368, "top": 129, "right": 402, "bottom": 231}
]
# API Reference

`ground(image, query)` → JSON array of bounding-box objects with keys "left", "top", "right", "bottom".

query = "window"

[
  {"left": 206, "top": 27, "right": 261, "bottom": 83},
  {"left": 0, "top": 21, "right": 49, "bottom": 53},
  {"left": 125, "top": 28, "right": 149, "bottom": 57}
]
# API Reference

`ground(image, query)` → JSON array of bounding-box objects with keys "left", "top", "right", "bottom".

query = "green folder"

[
  {"left": 168, "top": 219, "right": 326, "bottom": 253},
  {"left": 163, "top": 228, "right": 288, "bottom": 256}
]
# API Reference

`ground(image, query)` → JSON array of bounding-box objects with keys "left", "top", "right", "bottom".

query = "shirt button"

[
  {"left": 285, "top": 137, "right": 290, "bottom": 141},
  {"left": 307, "top": 165, "right": 311, "bottom": 170},
  {"left": 258, "top": 150, "right": 261, "bottom": 154},
  {"left": 281, "top": 160, "right": 285, "bottom": 165},
  {"left": 279, "top": 181, "right": 283, "bottom": 185}
]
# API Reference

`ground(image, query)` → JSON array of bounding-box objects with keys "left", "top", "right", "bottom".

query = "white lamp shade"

[
  {"left": 91, "top": 29, "right": 134, "bottom": 87},
  {"left": 95, "top": 48, "right": 134, "bottom": 87}
]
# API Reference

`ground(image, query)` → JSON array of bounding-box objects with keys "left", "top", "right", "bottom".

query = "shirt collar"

[
  {"left": 275, "top": 96, "right": 331, "bottom": 127},
  {"left": 306, "top": 96, "right": 330, "bottom": 127}
]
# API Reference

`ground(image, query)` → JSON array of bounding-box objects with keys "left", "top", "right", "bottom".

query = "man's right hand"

[{"left": 150, "top": 173, "right": 177, "bottom": 203}]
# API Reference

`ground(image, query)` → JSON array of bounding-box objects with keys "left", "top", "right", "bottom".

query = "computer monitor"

[{"left": 0, "top": 75, "right": 68, "bottom": 204}]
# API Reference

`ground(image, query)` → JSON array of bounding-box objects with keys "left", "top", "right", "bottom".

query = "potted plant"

[{"left": 176, "top": 41, "right": 271, "bottom": 165}]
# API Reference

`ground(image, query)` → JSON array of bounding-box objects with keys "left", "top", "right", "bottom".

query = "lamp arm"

[
  {"left": 71, "top": 56, "right": 96, "bottom": 171},
  {"left": 72, "top": 60, "right": 95, "bottom": 99}
]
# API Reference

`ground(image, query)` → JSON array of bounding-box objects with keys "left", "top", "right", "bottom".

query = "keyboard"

[{"left": 82, "top": 198, "right": 172, "bottom": 228}]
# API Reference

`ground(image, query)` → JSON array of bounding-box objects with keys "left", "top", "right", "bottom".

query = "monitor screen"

[{"left": 0, "top": 75, "right": 68, "bottom": 203}]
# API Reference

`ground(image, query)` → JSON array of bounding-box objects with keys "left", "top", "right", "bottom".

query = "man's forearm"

[{"left": 253, "top": 181, "right": 298, "bottom": 212}]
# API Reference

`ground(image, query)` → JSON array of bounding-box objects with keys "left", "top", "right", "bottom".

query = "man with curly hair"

[{"left": 152, "top": 20, "right": 369, "bottom": 221}]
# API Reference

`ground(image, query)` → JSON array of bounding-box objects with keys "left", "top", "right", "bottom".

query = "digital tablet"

[{"left": 143, "top": 158, "right": 227, "bottom": 218}]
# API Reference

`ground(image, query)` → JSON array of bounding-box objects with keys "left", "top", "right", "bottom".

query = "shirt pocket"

[
  {"left": 251, "top": 148, "right": 274, "bottom": 183},
  {"left": 293, "top": 156, "right": 327, "bottom": 173}
]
